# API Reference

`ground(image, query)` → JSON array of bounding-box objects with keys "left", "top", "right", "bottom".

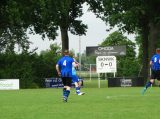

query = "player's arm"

[
  {"left": 159, "top": 59, "right": 160, "bottom": 64},
  {"left": 72, "top": 61, "right": 79, "bottom": 68},
  {"left": 150, "top": 57, "right": 154, "bottom": 66},
  {"left": 150, "top": 60, "right": 152, "bottom": 66},
  {"left": 56, "top": 64, "right": 61, "bottom": 76},
  {"left": 73, "top": 58, "right": 80, "bottom": 67},
  {"left": 72, "top": 62, "right": 77, "bottom": 67}
]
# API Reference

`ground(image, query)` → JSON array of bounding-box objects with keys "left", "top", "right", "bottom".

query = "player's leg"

[
  {"left": 142, "top": 80, "right": 153, "bottom": 95},
  {"left": 78, "top": 79, "right": 83, "bottom": 87},
  {"left": 72, "top": 75, "right": 81, "bottom": 94},
  {"left": 142, "top": 70, "right": 155, "bottom": 94},
  {"left": 73, "top": 76, "right": 85, "bottom": 95},
  {"left": 78, "top": 78, "right": 85, "bottom": 95},
  {"left": 61, "top": 77, "right": 67, "bottom": 102},
  {"left": 74, "top": 82, "right": 81, "bottom": 94},
  {"left": 144, "top": 79, "right": 154, "bottom": 89},
  {"left": 156, "top": 70, "right": 160, "bottom": 87},
  {"left": 63, "top": 77, "right": 72, "bottom": 102},
  {"left": 63, "top": 86, "right": 67, "bottom": 97}
]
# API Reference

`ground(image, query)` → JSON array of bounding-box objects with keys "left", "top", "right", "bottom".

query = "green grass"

[
  {"left": 84, "top": 79, "right": 108, "bottom": 88},
  {"left": 0, "top": 87, "right": 160, "bottom": 119}
]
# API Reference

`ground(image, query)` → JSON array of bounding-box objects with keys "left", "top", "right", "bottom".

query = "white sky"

[{"left": 28, "top": 5, "right": 135, "bottom": 54}]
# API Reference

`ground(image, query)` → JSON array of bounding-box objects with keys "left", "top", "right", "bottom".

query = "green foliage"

[
  {"left": 102, "top": 0, "right": 149, "bottom": 32},
  {"left": 101, "top": 31, "right": 136, "bottom": 57},
  {"left": 0, "top": 53, "right": 37, "bottom": 88},
  {"left": 40, "top": 43, "right": 61, "bottom": 77},
  {"left": 0, "top": 0, "right": 105, "bottom": 53},
  {"left": 117, "top": 57, "right": 140, "bottom": 77},
  {"left": 0, "top": 0, "right": 39, "bottom": 53},
  {"left": 0, "top": 43, "right": 61, "bottom": 88},
  {"left": 84, "top": 55, "right": 96, "bottom": 64}
]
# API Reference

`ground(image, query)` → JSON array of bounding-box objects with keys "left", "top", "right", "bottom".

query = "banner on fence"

[
  {"left": 0, "top": 79, "right": 19, "bottom": 90},
  {"left": 108, "top": 77, "right": 144, "bottom": 87},
  {"left": 45, "top": 78, "right": 63, "bottom": 88},
  {"left": 45, "top": 77, "right": 84, "bottom": 88}
]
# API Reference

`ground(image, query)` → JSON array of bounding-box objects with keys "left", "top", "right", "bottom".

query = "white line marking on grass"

[{"left": 106, "top": 94, "right": 147, "bottom": 99}]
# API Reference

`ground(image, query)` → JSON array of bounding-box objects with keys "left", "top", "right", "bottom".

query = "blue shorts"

[{"left": 72, "top": 75, "right": 79, "bottom": 83}]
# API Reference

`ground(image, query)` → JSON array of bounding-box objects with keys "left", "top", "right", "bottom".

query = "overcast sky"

[{"left": 28, "top": 5, "right": 135, "bottom": 54}]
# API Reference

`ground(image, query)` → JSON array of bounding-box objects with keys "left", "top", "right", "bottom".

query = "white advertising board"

[
  {"left": 0, "top": 79, "right": 19, "bottom": 90},
  {"left": 96, "top": 56, "right": 117, "bottom": 73}
]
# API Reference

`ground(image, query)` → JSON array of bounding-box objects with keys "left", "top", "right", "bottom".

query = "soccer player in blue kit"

[
  {"left": 56, "top": 50, "right": 76, "bottom": 102},
  {"left": 72, "top": 59, "right": 85, "bottom": 95},
  {"left": 142, "top": 48, "right": 160, "bottom": 94}
]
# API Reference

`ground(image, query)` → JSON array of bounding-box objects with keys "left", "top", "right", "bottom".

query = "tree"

[
  {"left": 20, "top": 0, "right": 87, "bottom": 53},
  {"left": 1, "top": 0, "right": 104, "bottom": 54},
  {"left": 0, "top": 0, "right": 32, "bottom": 53},
  {"left": 21, "top": 0, "right": 102, "bottom": 53},
  {"left": 101, "top": 0, "right": 160, "bottom": 79},
  {"left": 40, "top": 43, "right": 61, "bottom": 77},
  {"left": 0, "top": 43, "right": 61, "bottom": 88}
]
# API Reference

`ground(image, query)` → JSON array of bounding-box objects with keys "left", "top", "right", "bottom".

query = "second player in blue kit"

[{"left": 142, "top": 48, "right": 160, "bottom": 94}]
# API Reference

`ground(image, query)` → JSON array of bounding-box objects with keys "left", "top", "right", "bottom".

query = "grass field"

[{"left": 1, "top": 86, "right": 160, "bottom": 119}]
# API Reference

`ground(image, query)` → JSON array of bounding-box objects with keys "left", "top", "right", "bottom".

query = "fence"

[
  {"left": 75, "top": 63, "right": 145, "bottom": 88},
  {"left": 108, "top": 77, "right": 144, "bottom": 87}
]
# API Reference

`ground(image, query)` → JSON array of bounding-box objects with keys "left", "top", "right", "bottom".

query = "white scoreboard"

[{"left": 96, "top": 56, "right": 117, "bottom": 73}]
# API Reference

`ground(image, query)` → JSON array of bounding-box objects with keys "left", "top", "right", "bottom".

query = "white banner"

[{"left": 0, "top": 79, "right": 19, "bottom": 90}]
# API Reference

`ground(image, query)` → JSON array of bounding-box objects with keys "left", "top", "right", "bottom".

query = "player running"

[
  {"left": 72, "top": 59, "right": 85, "bottom": 95},
  {"left": 56, "top": 50, "right": 76, "bottom": 102},
  {"left": 142, "top": 48, "right": 160, "bottom": 95}
]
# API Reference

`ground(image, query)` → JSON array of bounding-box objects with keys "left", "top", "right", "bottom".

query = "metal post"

[
  {"left": 79, "top": 36, "right": 81, "bottom": 76},
  {"left": 105, "top": 73, "right": 107, "bottom": 80},
  {"left": 98, "top": 73, "right": 100, "bottom": 88},
  {"left": 90, "top": 64, "right": 92, "bottom": 80},
  {"left": 114, "top": 72, "right": 116, "bottom": 77}
]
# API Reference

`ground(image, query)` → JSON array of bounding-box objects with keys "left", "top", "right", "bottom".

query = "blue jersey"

[
  {"left": 151, "top": 54, "right": 160, "bottom": 70},
  {"left": 57, "top": 56, "right": 74, "bottom": 77},
  {"left": 72, "top": 66, "right": 77, "bottom": 76}
]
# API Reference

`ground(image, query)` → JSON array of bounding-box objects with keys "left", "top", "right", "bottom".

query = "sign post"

[{"left": 96, "top": 56, "right": 117, "bottom": 88}]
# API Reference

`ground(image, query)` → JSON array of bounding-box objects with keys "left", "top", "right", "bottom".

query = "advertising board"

[{"left": 0, "top": 79, "right": 19, "bottom": 90}]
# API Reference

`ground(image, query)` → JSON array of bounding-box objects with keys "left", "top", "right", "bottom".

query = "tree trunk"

[
  {"left": 60, "top": 26, "right": 69, "bottom": 53},
  {"left": 141, "top": 27, "right": 149, "bottom": 80},
  {"left": 149, "top": 22, "right": 159, "bottom": 58}
]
